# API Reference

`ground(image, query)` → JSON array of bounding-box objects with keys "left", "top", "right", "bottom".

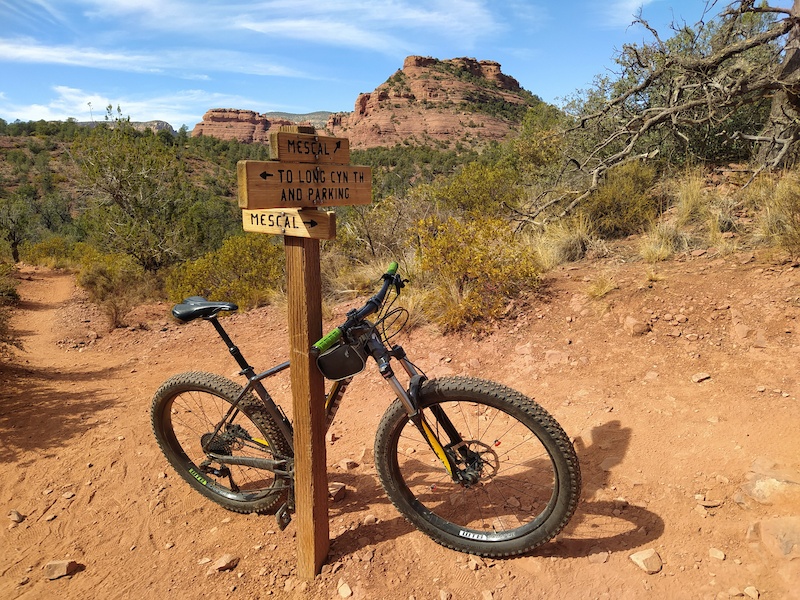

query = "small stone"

[
  {"left": 629, "top": 548, "right": 663, "bottom": 574},
  {"left": 63, "top": 492, "right": 75, "bottom": 499},
  {"left": 8, "top": 510, "right": 24, "bottom": 523},
  {"left": 363, "top": 514, "right": 378, "bottom": 526},
  {"left": 338, "top": 459, "right": 359, "bottom": 470},
  {"left": 44, "top": 560, "right": 80, "bottom": 580},
  {"left": 208, "top": 554, "right": 239, "bottom": 573},
  {"left": 692, "top": 372, "right": 712, "bottom": 383},
  {"left": 588, "top": 550, "right": 610, "bottom": 564},
  {"left": 328, "top": 482, "right": 347, "bottom": 502},
  {"left": 743, "top": 586, "right": 759, "bottom": 599},
  {"left": 338, "top": 580, "right": 353, "bottom": 598},
  {"left": 623, "top": 316, "right": 651, "bottom": 336},
  {"left": 439, "top": 591, "right": 452, "bottom": 600},
  {"left": 709, "top": 547, "right": 726, "bottom": 560},
  {"left": 468, "top": 556, "right": 485, "bottom": 571},
  {"left": 357, "top": 447, "right": 374, "bottom": 465},
  {"left": 197, "top": 558, "right": 211, "bottom": 565},
  {"left": 698, "top": 499, "right": 722, "bottom": 508},
  {"left": 481, "top": 591, "right": 494, "bottom": 600}
]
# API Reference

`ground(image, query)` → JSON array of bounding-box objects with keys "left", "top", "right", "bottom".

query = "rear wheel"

[
  {"left": 374, "top": 377, "right": 581, "bottom": 556},
  {"left": 151, "top": 371, "right": 292, "bottom": 513}
]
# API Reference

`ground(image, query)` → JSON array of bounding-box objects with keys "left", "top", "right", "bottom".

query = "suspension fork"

[{"left": 375, "top": 347, "right": 460, "bottom": 478}]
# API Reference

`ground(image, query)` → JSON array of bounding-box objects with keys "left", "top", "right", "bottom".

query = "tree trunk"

[{"left": 759, "top": 0, "right": 800, "bottom": 166}]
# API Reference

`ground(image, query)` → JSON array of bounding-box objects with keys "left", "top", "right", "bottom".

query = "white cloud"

[
  {"left": 0, "top": 38, "right": 164, "bottom": 73},
  {"left": 0, "top": 85, "right": 289, "bottom": 128},
  {"left": 602, "top": 0, "right": 655, "bottom": 28},
  {"left": 0, "top": 38, "right": 311, "bottom": 79},
  {"left": 237, "top": 18, "right": 409, "bottom": 54},
  {"left": 70, "top": 0, "right": 499, "bottom": 52}
]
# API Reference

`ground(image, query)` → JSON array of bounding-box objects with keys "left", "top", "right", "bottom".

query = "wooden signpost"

[{"left": 237, "top": 127, "right": 371, "bottom": 580}]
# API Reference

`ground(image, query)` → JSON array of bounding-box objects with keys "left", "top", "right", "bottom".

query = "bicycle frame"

[{"left": 203, "top": 314, "right": 461, "bottom": 482}]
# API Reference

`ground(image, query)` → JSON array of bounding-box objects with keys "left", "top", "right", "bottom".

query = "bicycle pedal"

[{"left": 275, "top": 503, "right": 292, "bottom": 530}]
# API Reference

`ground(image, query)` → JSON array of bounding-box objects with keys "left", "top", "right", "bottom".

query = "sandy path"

[{"left": 0, "top": 258, "right": 799, "bottom": 600}]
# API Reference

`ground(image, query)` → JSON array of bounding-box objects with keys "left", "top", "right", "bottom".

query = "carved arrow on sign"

[
  {"left": 303, "top": 219, "right": 318, "bottom": 228},
  {"left": 260, "top": 171, "right": 274, "bottom": 180}
]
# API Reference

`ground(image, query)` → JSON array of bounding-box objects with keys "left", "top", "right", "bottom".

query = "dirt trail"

[{"left": 0, "top": 256, "right": 799, "bottom": 600}]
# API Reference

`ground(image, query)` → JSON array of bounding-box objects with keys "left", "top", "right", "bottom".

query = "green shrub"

[
  {"left": 20, "top": 236, "right": 78, "bottom": 269},
  {"left": 414, "top": 216, "right": 538, "bottom": 331},
  {"left": 578, "top": 162, "right": 660, "bottom": 238},
  {"left": 165, "top": 234, "right": 285, "bottom": 309},
  {"left": 0, "top": 262, "right": 21, "bottom": 353},
  {"left": 76, "top": 248, "right": 149, "bottom": 328}
]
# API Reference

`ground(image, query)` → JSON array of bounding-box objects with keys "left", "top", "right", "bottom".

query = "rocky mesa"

[
  {"left": 326, "top": 56, "right": 539, "bottom": 148},
  {"left": 191, "top": 56, "right": 541, "bottom": 149},
  {"left": 191, "top": 109, "right": 315, "bottom": 144}
]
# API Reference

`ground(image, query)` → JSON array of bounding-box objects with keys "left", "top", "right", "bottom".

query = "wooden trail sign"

[
  {"left": 236, "top": 130, "right": 371, "bottom": 580},
  {"left": 270, "top": 132, "right": 350, "bottom": 165},
  {"left": 242, "top": 208, "right": 336, "bottom": 240},
  {"left": 237, "top": 161, "right": 372, "bottom": 210}
]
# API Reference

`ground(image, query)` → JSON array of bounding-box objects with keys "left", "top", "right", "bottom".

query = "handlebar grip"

[
  {"left": 312, "top": 327, "right": 342, "bottom": 354},
  {"left": 313, "top": 262, "right": 399, "bottom": 354}
]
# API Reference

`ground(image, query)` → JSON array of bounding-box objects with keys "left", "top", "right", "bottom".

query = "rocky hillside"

[
  {"left": 191, "top": 109, "right": 316, "bottom": 144},
  {"left": 326, "top": 56, "right": 540, "bottom": 148},
  {"left": 190, "top": 56, "right": 541, "bottom": 149}
]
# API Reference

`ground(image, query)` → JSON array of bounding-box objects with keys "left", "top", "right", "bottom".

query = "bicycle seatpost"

[{"left": 208, "top": 316, "right": 253, "bottom": 374}]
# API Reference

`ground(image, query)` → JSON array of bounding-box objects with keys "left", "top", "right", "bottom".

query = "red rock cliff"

[
  {"left": 191, "top": 109, "right": 302, "bottom": 143},
  {"left": 325, "top": 56, "right": 537, "bottom": 149}
]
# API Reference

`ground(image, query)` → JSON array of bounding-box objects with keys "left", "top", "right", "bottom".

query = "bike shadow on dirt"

[
  {"left": 0, "top": 360, "right": 120, "bottom": 466},
  {"left": 540, "top": 419, "right": 665, "bottom": 559},
  {"left": 322, "top": 419, "right": 664, "bottom": 560},
  {"left": 324, "top": 467, "right": 416, "bottom": 559}
]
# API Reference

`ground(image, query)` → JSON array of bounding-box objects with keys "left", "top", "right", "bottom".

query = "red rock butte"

[
  {"left": 192, "top": 56, "right": 540, "bottom": 149},
  {"left": 191, "top": 109, "right": 313, "bottom": 144}
]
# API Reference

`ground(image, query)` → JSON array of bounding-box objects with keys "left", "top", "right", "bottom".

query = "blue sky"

[{"left": 0, "top": 1, "right": 787, "bottom": 130}]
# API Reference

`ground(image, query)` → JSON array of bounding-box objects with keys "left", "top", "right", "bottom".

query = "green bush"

[
  {"left": 76, "top": 248, "right": 149, "bottom": 328},
  {"left": 578, "top": 162, "right": 660, "bottom": 238},
  {"left": 0, "top": 263, "right": 21, "bottom": 353},
  {"left": 20, "top": 236, "right": 78, "bottom": 269},
  {"left": 165, "top": 234, "right": 285, "bottom": 309},
  {"left": 414, "top": 215, "right": 538, "bottom": 331}
]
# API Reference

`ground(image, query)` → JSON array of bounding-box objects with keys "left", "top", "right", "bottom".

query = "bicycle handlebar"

[{"left": 312, "top": 261, "right": 399, "bottom": 354}]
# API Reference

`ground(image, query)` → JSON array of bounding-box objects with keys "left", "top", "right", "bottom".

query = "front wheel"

[
  {"left": 374, "top": 377, "right": 581, "bottom": 557},
  {"left": 151, "top": 371, "right": 292, "bottom": 514}
]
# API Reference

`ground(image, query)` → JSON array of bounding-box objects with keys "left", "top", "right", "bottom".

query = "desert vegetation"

[{"left": 1, "top": 1, "right": 799, "bottom": 339}]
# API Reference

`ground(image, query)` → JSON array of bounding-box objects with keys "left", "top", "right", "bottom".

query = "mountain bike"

[{"left": 150, "top": 262, "right": 581, "bottom": 557}]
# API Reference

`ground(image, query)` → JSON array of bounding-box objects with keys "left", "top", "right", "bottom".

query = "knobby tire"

[
  {"left": 151, "top": 371, "right": 292, "bottom": 514},
  {"left": 374, "top": 376, "right": 581, "bottom": 557}
]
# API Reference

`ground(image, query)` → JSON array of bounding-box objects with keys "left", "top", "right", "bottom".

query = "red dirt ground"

[{"left": 1, "top": 249, "right": 798, "bottom": 600}]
